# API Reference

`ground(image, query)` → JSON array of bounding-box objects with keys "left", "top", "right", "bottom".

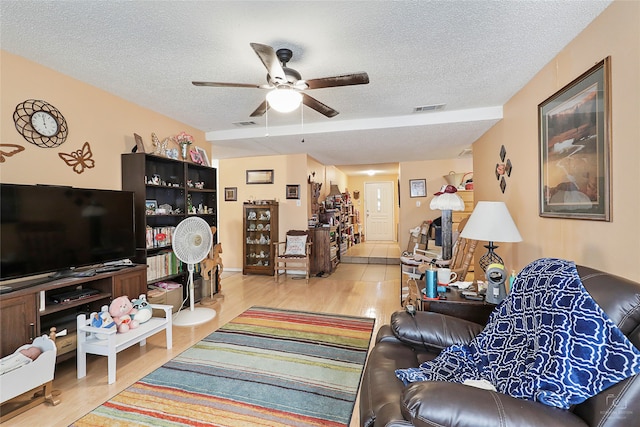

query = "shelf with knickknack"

[
  {"left": 243, "top": 201, "right": 279, "bottom": 276},
  {"left": 122, "top": 153, "right": 218, "bottom": 302}
]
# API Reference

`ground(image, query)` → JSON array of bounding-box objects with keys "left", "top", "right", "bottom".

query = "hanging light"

[{"left": 266, "top": 87, "right": 302, "bottom": 113}]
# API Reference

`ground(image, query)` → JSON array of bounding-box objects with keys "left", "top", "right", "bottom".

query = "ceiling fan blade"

[
  {"left": 192, "top": 81, "right": 264, "bottom": 89},
  {"left": 302, "top": 93, "right": 339, "bottom": 118},
  {"left": 249, "top": 100, "right": 269, "bottom": 117},
  {"left": 250, "top": 43, "right": 287, "bottom": 83},
  {"left": 305, "top": 72, "right": 370, "bottom": 90}
]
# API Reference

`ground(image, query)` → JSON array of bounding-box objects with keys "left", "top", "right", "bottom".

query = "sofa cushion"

[
  {"left": 402, "top": 382, "right": 589, "bottom": 427},
  {"left": 390, "top": 310, "right": 483, "bottom": 352}
]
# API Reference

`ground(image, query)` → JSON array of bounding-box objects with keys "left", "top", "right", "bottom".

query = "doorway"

[{"left": 364, "top": 181, "right": 395, "bottom": 241}]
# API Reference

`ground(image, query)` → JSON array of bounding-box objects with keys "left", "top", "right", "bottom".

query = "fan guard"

[{"left": 172, "top": 217, "right": 216, "bottom": 326}]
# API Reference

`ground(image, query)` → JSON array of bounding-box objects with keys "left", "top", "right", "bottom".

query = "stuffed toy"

[
  {"left": 91, "top": 305, "right": 116, "bottom": 339},
  {"left": 131, "top": 294, "right": 152, "bottom": 324},
  {"left": 109, "top": 296, "right": 139, "bottom": 333}
]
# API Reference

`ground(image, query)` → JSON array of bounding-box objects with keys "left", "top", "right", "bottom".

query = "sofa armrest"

[
  {"left": 402, "top": 382, "right": 588, "bottom": 427},
  {"left": 390, "top": 311, "right": 484, "bottom": 352}
]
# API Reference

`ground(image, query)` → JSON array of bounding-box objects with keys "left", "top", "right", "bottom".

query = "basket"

[{"left": 444, "top": 171, "right": 472, "bottom": 187}]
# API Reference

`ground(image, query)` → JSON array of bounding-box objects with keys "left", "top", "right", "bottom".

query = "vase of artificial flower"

[
  {"left": 175, "top": 132, "right": 193, "bottom": 160},
  {"left": 180, "top": 143, "right": 189, "bottom": 159}
]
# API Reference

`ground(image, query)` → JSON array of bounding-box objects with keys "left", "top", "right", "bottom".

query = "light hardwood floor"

[{"left": 6, "top": 243, "right": 402, "bottom": 426}]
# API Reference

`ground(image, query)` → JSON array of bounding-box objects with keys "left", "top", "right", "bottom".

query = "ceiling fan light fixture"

[{"left": 266, "top": 87, "right": 302, "bottom": 113}]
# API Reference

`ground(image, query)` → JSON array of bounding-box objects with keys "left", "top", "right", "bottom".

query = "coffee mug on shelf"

[{"left": 437, "top": 268, "right": 458, "bottom": 285}]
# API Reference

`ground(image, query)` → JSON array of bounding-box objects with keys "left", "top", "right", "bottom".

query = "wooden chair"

[
  {"left": 273, "top": 230, "right": 312, "bottom": 284},
  {"left": 416, "top": 236, "right": 478, "bottom": 282}
]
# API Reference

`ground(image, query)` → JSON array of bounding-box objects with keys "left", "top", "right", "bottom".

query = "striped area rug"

[{"left": 71, "top": 306, "right": 375, "bottom": 426}]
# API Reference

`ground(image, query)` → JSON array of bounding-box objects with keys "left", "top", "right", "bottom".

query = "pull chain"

[{"left": 300, "top": 103, "right": 304, "bottom": 143}]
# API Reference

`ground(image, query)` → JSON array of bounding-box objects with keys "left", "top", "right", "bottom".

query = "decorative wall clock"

[{"left": 13, "top": 99, "right": 68, "bottom": 148}]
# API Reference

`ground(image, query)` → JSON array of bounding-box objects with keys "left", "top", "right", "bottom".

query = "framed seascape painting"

[{"left": 538, "top": 57, "right": 611, "bottom": 221}]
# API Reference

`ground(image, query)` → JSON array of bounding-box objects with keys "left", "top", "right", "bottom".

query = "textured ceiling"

[{"left": 1, "top": 1, "right": 612, "bottom": 175}]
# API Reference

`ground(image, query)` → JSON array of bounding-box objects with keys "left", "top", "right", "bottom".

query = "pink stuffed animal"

[{"left": 109, "top": 296, "right": 139, "bottom": 333}]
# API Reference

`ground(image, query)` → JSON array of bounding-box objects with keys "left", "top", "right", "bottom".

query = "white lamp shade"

[
  {"left": 460, "top": 201, "right": 522, "bottom": 242},
  {"left": 266, "top": 88, "right": 302, "bottom": 113},
  {"left": 430, "top": 193, "right": 465, "bottom": 211}
]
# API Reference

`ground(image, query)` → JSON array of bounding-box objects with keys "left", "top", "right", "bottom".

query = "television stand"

[{"left": 0, "top": 265, "right": 147, "bottom": 362}]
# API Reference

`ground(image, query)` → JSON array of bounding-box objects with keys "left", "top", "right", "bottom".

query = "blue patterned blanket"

[{"left": 396, "top": 258, "right": 640, "bottom": 409}]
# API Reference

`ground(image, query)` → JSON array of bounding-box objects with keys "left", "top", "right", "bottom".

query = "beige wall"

[
  {"left": 397, "top": 158, "right": 473, "bottom": 252},
  {"left": 472, "top": 0, "right": 639, "bottom": 281},
  {"left": 0, "top": 51, "right": 209, "bottom": 190},
  {"left": 218, "top": 153, "right": 310, "bottom": 270}
]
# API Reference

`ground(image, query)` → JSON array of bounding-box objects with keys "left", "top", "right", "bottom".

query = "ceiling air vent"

[
  {"left": 413, "top": 103, "right": 445, "bottom": 113},
  {"left": 232, "top": 121, "right": 257, "bottom": 127}
]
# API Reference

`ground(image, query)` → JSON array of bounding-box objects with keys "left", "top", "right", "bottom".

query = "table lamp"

[
  {"left": 430, "top": 185, "right": 465, "bottom": 260},
  {"left": 460, "top": 201, "right": 522, "bottom": 272}
]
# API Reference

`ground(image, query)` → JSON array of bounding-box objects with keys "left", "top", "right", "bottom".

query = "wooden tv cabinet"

[{"left": 0, "top": 265, "right": 147, "bottom": 361}]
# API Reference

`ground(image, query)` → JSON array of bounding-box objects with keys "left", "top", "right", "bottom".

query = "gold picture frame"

[{"left": 246, "top": 169, "right": 274, "bottom": 184}]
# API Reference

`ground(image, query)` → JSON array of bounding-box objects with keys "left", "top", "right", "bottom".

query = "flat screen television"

[{"left": 1, "top": 183, "right": 136, "bottom": 282}]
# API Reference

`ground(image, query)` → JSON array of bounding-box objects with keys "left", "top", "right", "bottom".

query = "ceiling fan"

[{"left": 192, "top": 43, "right": 369, "bottom": 118}]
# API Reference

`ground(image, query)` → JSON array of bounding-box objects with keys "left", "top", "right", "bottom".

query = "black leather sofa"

[{"left": 360, "top": 265, "right": 640, "bottom": 427}]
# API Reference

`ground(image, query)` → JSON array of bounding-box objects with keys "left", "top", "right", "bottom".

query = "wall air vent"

[
  {"left": 232, "top": 121, "right": 258, "bottom": 127},
  {"left": 413, "top": 103, "right": 445, "bottom": 113}
]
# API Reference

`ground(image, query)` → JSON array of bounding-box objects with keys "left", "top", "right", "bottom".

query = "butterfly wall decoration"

[
  {"left": 0, "top": 144, "right": 25, "bottom": 162},
  {"left": 58, "top": 141, "right": 95, "bottom": 174}
]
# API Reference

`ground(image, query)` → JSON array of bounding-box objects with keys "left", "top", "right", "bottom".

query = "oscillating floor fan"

[{"left": 172, "top": 217, "right": 217, "bottom": 326}]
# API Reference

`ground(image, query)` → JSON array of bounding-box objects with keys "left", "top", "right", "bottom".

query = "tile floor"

[{"left": 341, "top": 241, "right": 401, "bottom": 265}]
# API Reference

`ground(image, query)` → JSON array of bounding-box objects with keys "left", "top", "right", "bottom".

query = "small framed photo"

[
  {"left": 196, "top": 147, "right": 210, "bottom": 167},
  {"left": 224, "top": 187, "right": 237, "bottom": 201},
  {"left": 246, "top": 169, "right": 274, "bottom": 184},
  {"left": 286, "top": 184, "right": 300, "bottom": 200},
  {"left": 190, "top": 149, "right": 203, "bottom": 165},
  {"left": 409, "top": 179, "right": 427, "bottom": 198},
  {"left": 145, "top": 200, "right": 158, "bottom": 215}
]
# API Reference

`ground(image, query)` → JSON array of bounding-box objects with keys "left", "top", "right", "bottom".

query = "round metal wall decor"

[{"left": 13, "top": 99, "right": 69, "bottom": 148}]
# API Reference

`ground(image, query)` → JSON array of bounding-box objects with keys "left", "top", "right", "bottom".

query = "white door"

[{"left": 364, "top": 181, "right": 395, "bottom": 241}]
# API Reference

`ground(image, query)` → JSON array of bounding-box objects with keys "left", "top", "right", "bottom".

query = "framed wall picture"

[
  {"left": 538, "top": 56, "right": 611, "bottom": 221},
  {"left": 224, "top": 187, "right": 237, "bottom": 201},
  {"left": 195, "top": 147, "right": 210, "bottom": 167},
  {"left": 246, "top": 169, "right": 274, "bottom": 184},
  {"left": 286, "top": 184, "right": 300, "bottom": 200},
  {"left": 409, "top": 179, "right": 426, "bottom": 198}
]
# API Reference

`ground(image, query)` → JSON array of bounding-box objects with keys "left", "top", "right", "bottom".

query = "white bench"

[{"left": 76, "top": 304, "right": 173, "bottom": 384}]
